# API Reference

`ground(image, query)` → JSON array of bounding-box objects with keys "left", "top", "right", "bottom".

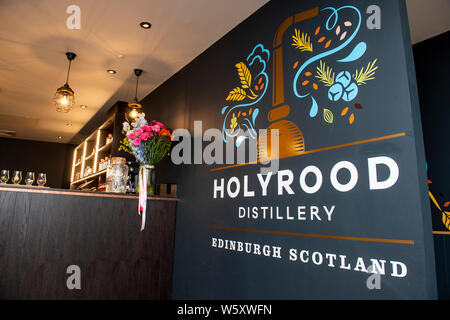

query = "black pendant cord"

[
  {"left": 63, "top": 52, "right": 76, "bottom": 86},
  {"left": 132, "top": 69, "right": 143, "bottom": 102},
  {"left": 65, "top": 59, "right": 72, "bottom": 85},
  {"left": 134, "top": 75, "right": 139, "bottom": 101}
]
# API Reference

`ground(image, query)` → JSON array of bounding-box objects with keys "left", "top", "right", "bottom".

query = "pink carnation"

[
  {"left": 135, "top": 128, "right": 143, "bottom": 136},
  {"left": 151, "top": 125, "right": 161, "bottom": 132},
  {"left": 140, "top": 132, "right": 150, "bottom": 141},
  {"left": 142, "top": 125, "right": 151, "bottom": 132},
  {"left": 133, "top": 138, "right": 141, "bottom": 146},
  {"left": 150, "top": 121, "right": 164, "bottom": 127},
  {"left": 128, "top": 133, "right": 135, "bottom": 140}
]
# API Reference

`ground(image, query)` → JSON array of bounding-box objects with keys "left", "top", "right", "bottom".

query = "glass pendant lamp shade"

[
  {"left": 53, "top": 83, "right": 75, "bottom": 112},
  {"left": 126, "top": 97, "right": 143, "bottom": 122},
  {"left": 125, "top": 69, "right": 143, "bottom": 122},
  {"left": 54, "top": 52, "right": 76, "bottom": 113}
]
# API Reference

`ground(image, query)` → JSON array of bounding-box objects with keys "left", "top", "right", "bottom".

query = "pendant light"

[
  {"left": 126, "top": 68, "right": 143, "bottom": 122},
  {"left": 53, "top": 52, "right": 77, "bottom": 113}
]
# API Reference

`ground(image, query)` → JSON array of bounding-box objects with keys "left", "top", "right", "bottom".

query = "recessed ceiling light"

[
  {"left": 140, "top": 22, "right": 152, "bottom": 29},
  {"left": 107, "top": 69, "right": 116, "bottom": 74},
  {"left": 80, "top": 105, "right": 87, "bottom": 109},
  {"left": 66, "top": 123, "right": 73, "bottom": 127},
  {"left": 58, "top": 136, "right": 62, "bottom": 139}
]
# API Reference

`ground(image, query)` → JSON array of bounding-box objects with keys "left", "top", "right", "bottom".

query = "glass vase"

[{"left": 139, "top": 165, "right": 156, "bottom": 195}]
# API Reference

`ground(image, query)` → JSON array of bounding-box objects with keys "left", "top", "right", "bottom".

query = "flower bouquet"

[{"left": 120, "top": 112, "right": 172, "bottom": 230}]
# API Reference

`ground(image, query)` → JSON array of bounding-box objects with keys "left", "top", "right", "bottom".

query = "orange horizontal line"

[
  {"left": 432, "top": 231, "right": 450, "bottom": 235},
  {"left": 210, "top": 132, "right": 406, "bottom": 172},
  {"left": 208, "top": 226, "right": 414, "bottom": 245}
]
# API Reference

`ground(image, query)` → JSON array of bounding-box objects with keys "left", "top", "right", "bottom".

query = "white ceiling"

[
  {"left": 0, "top": 0, "right": 448, "bottom": 144},
  {"left": 406, "top": 0, "right": 450, "bottom": 43},
  {"left": 0, "top": 0, "right": 269, "bottom": 143}
]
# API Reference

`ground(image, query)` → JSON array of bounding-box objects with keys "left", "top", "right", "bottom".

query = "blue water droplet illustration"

[
  {"left": 221, "top": 106, "right": 228, "bottom": 114},
  {"left": 338, "top": 42, "right": 367, "bottom": 62},
  {"left": 252, "top": 108, "right": 259, "bottom": 124},
  {"left": 309, "top": 97, "right": 318, "bottom": 117}
]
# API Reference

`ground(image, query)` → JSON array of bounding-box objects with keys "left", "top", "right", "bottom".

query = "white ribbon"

[{"left": 138, "top": 164, "right": 154, "bottom": 231}]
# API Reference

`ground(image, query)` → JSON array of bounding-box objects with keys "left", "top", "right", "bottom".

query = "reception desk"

[{"left": 0, "top": 185, "right": 178, "bottom": 299}]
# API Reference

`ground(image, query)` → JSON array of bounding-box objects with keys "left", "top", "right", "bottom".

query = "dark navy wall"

[
  {"left": 413, "top": 31, "right": 450, "bottom": 300},
  {"left": 140, "top": 0, "right": 437, "bottom": 299}
]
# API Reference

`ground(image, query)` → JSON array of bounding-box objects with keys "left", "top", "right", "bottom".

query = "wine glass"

[
  {"left": 37, "top": 173, "right": 47, "bottom": 187},
  {"left": 25, "top": 172, "right": 35, "bottom": 186},
  {"left": 12, "top": 171, "right": 22, "bottom": 185},
  {"left": 0, "top": 170, "right": 9, "bottom": 184}
]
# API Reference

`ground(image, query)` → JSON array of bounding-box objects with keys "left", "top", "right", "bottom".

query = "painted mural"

[
  {"left": 221, "top": 44, "right": 270, "bottom": 147},
  {"left": 169, "top": 0, "right": 437, "bottom": 300},
  {"left": 220, "top": 5, "right": 379, "bottom": 161},
  {"left": 428, "top": 173, "right": 450, "bottom": 231}
]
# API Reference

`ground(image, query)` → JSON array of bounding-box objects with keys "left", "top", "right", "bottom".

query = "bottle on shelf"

[
  {"left": 106, "top": 133, "right": 113, "bottom": 145},
  {"left": 84, "top": 166, "right": 92, "bottom": 177}
]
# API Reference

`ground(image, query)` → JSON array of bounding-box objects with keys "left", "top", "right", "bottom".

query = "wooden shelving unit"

[
  {"left": 69, "top": 101, "right": 134, "bottom": 191},
  {"left": 70, "top": 116, "right": 115, "bottom": 190},
  {"left": 70, "top": 169, "right": 107, "bottom": 185}
]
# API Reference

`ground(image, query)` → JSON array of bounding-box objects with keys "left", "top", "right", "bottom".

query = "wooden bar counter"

[{"left": 0, "top": 184, "right": 178, "bottom": 299}]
